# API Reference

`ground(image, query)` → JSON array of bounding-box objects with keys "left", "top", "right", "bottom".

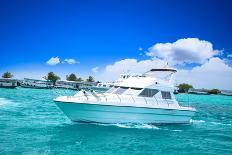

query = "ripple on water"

[
  {"left": 0, "top": 89, "right": 232, "bottom": 154},
  {"left": 210, "top": 122, "right": 232, "bottom": 126}
]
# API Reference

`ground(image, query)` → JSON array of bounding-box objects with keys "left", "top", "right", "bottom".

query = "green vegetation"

[
  {"left": 177, "top": 83, "right": 221, "bottom": 94},
  {"left": 208, "top": 89, "right": 221, "bottom": 94},
  {"left": 177, "top": 83, "right": 193, "bottom": 93},
  {"left": 2, "top": 72, "right": 13, "bottom": 78},
  {"left": 86, "top": 76, "right": 94, "bottom": 82},
  {"left": 44, "top": 72, "right": 60, "bottom": 85},
  {"left": 76, "top": 77, "right": 83, "bottom": 82},
  {"left": 66, "top": 73, "right": 78, "bottom": 81}
]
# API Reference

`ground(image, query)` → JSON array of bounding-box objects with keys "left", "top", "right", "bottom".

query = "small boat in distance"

[{"left": 54, "top": 68, "right": 196, "bottom": 124}]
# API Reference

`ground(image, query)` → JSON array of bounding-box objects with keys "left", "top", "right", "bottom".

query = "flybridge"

[{"left": 143, "top": 68, "right": 177, "bottom": 84}]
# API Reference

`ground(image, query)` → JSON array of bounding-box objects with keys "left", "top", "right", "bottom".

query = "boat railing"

[
  {"left": 153, "top": 96, "right": 159, "bottom": 105},
  {"left": 115, "top": 94, "right": 122, "bottom": 102},
  {"left": 83, "top": 92, "right": 89, "bottom": 100},
  {"left": 97, "top": 94, "right": 169, "bottom": 106},
  {"left": 164, "top": 99, "right": 169, "bottom": 107},
  {"left": 66, "top": 90, "right": 178, "bottom": 108},
  {"left": 130, "top": 95, "right": 135, "bottom": 103},
  {"left": 90, "top": 90, "right": 100, "bottom": 100},
  {"left": 101, "top": 93, "right": 108, "bottom": 102},
  {"left": 143, "top": 97, "right": 148, "bottom": 104}
]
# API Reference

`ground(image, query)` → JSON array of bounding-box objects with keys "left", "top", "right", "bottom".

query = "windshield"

[
  {"left": 138, "top": 89, "right": 159, "bottom": 97},
  {"left": 106, "top": 87, "right": 117, "bottom": 93},
  {"left": 113, "top": 87, "right": 128, "bottom": 94}
]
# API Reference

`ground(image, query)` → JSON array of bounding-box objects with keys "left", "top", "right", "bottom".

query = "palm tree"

[
  {"left": 177, "top": 83, "right": 193, "bottom": 93},
  {"left": 86, "top": 76, "right": 94, "bottom": 82},
  {"left": 66, "top": 73, "right": 78, "bottom": 81},
  {"left": 76, "top": 77, "right": 84, "bottom": 82},
  {"left": 2, "top": 72, "right": 13, "bottom": 78},
  {"left": 44, "top": 72, "right": 60, "bottom": 85}
]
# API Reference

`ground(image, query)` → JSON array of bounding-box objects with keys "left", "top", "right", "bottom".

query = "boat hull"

[{"left": 55, "top": 101, "right": 195, "bottom": 124}]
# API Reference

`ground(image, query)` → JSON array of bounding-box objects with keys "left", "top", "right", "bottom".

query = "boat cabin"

[{"left": 106, "top": 86, "right": 173, "bottom": 100}]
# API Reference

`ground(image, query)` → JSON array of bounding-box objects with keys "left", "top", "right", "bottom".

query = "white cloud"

[
  {"left": 176, "top": 57, "right": 232, "bottom": 89},
  {"left": 46, "top": 56, "right": 60, "bottom": 65},
  {"left": 46, "top": 57, "right": 79, "bottom": 65},
  {"left": 91, "top": 67, "right": 99, "bottom": 73},
  {"left": 146, "top": 38, "right": 220, "bottom": 65},
  {"left": 227, "top": 54, "right": 232, "bottom": 58},
  {"left": 96, "top": 57, "right": 232, "bottom": 90},
  {"left": 63, "top": 58, "right": 79, "bottom": 64},
  {"left": 138, "top": 47, "right": 143, "bottom": 51}
]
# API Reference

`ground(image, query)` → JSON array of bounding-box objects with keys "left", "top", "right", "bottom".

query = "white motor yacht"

[{"left": 54, "top": 68, "right": 196, "bottom": 124}]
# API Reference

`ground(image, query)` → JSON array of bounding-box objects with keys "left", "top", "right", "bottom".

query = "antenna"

[{"left": 164, "top": 62, "right": 169, "bottom": 68}]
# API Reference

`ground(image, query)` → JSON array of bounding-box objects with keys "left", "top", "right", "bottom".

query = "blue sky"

[{"left": 0, "top": 0, "right": 232, "bottom": 88}]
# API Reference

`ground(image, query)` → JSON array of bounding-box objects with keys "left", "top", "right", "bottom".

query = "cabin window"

[
  {"left": 113, "top": 87, "right": 128, "bottom": 94},
  {"left": 161, "top": 91, "right": 172, "bottom": 99},
  {"left": 139, "top": 89, "right": 159, "bottom": 97}
]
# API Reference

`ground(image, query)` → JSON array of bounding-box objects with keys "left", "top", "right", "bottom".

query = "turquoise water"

[{"left": 0, "top": 88, "right": 231, "bottom": 154}]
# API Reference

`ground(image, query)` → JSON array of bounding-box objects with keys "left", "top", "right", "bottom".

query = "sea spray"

[{"left": 0, "top": 98, "right": 12, "bottom": 106}]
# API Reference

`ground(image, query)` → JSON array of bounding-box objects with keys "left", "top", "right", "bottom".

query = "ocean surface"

[{"left": 0, "top": 88, "right": 231, "bottom": 154}]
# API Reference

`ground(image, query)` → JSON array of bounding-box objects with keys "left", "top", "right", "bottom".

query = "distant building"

[
  {"left": 188, "top": 88, "right": 209, "bottom": 95},
  {"left": 0, "top": 78, "right": 18, "bottom": 88},
  {"left": 55, "top": 80, "right": 97, "bottom": 90},
  {"left": 55, "top": 80, "right": 82, "bottom": 90},
  {"left": 220, "top": 90, "right": 232, "bottom": 96},
  {"left": 21, "top": 78, "right": 53, "bottom": 89},
  {"left": 79, "top": 81, "right": 98, "bottom": 89}
]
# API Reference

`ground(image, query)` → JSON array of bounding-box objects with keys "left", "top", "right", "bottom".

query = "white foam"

[
  {"left": 114, "top": 123, "right": 131, "bottom": 128},
  {"left": 173, "top": 129, "right": 182, "bottom": 132},
  {"left": 210, "top": 122, "right": 232, "bottom": 126},
  {"left": 211, "top": 122, "right": 223, "bottom": 125},
  {"left": 113, "top": 123, "right": 160, "bottom": 130},
  {"left": 190, "top": 119, "right": 205, "bottom": 124},
  {"left": 91, "top": 122, "right": 160, "bottom": 129},
  {"left": 0, "top": 98, "right": 12, "bottom": 106}
]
